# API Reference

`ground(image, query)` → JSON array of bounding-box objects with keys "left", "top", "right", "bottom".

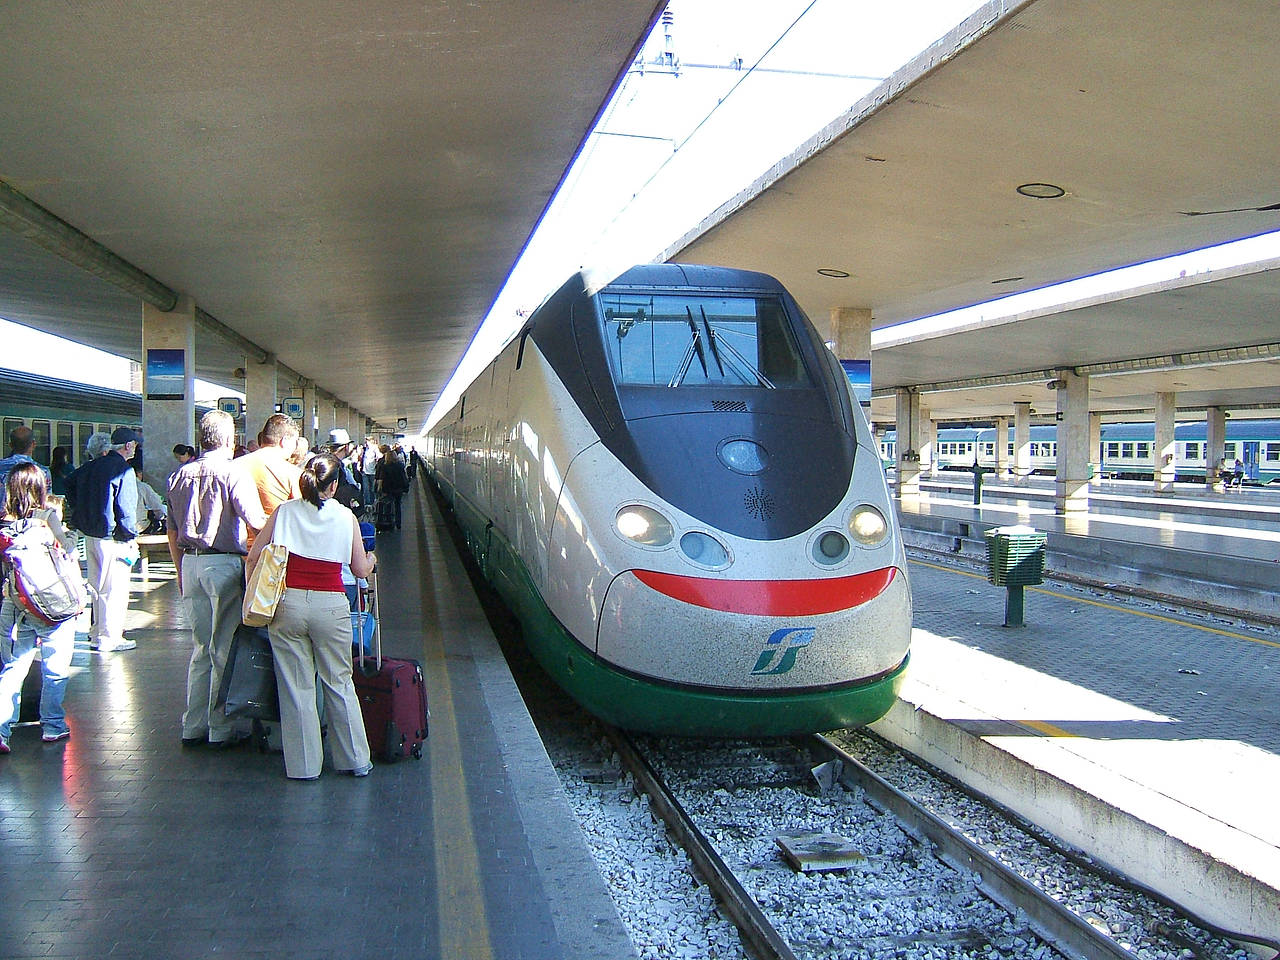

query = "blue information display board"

[
  {"left": 145, "top": 348, "right": 185, "bottom": 400},
  {"left": 840, "top": 358, "right": 871, "bottom": 405}
]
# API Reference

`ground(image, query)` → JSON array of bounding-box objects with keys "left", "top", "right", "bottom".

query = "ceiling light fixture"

[
  {"left": 817, "top": 268, "right": 850, "bottom": 278},
  {"left": 1016, "top": 182, "right": 1066, "bottom": 199}
]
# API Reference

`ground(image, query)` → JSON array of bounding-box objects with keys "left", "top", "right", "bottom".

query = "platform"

[
  {"left": 0, "top": 483, "right": 636, "bottom": 960},
  {"left": 874, "top": 555, "right": 1280, "bottom": 946},
  {"left": 894, "top": 480, "right": 1280, "bottom": 620}
]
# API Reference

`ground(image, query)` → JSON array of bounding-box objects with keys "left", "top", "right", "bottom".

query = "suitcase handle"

[{"left": 356, "top": 568, "right": 382, "bottom": 672}]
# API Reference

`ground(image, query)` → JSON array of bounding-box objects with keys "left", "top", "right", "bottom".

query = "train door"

[{"left": 1243, "top": 441, "right": 1261, "bottom": 482}]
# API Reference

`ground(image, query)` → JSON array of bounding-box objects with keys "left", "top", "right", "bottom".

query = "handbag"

[
  {"left": 219, "top": 624, "right": 280, "bottom": 721},
  {"left": 242, "top": 542, "right": 288, "bottom": 626}
]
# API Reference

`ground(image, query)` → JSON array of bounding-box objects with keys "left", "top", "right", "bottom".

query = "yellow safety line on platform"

[
  {"left": 911, "top": 559, "right": 1280, "bottom": 650},
  {"left": 1018, "top": 719, "right": 1078, "bottom": 738},
  {"left": 417, "top": 508, "right": 495, "bottom": 960}
]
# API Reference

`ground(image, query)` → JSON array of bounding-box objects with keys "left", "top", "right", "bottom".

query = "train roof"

[
  {"left": 603, "top": 263, "right": 788, "bottom": 294},
  {"left": 0, "top": 366, "right": 140, "bottom": 419}
]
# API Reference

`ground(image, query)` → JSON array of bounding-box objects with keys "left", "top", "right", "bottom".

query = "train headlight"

[
  {"left": 812, "top": 531, "right": 850, "bottom": 565},
  {"left": 680, "top": 531, "right": 729, "bottom": 567},
  {"left": 616, "top": 505, "right": 674, "bottom": 547},
  {"left": 848, "top": 505, "right": 888, "bottom": 546}
]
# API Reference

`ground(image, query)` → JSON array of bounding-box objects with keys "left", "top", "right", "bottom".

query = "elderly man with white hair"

[{"left": 67, "top": 428, "right": 140, "bottom": 652}]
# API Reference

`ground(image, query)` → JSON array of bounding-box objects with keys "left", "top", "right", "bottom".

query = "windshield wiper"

[
  {"left": 710, "top": 329, "right": 775, "bottom": 389},
  {"left": 694, "top": 306, "right": 725, "bottom": 378},
  {"left": 668, "top": 314, "right": 709, "bottom": 387}
]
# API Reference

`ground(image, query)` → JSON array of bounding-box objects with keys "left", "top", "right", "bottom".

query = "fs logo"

[{"left": 750, "top": 627, "right": 815, "bottom": 676}]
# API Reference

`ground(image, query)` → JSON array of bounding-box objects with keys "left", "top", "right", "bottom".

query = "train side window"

[
  {"left": 1106, "top": 442, "right": 1120, "bottom": 458},
  {"left": 1224, "top": 442, "right": 1238, "bottom": 458},
  {"left": 98, "top": 423, "right": 112, "bottom": 436},
  {"left": 56, "top": 422, "right": 74, "bottom": 456},
  {"left": 1136, "top": 442, "right": 1150, "bottom": 459},
  {"left": 516, "top": 325, "right": 533, "bottom": 370},
  {"left": 2, "top": 418, "right": 23, "bottom": 447},
  {"left": 30, "top": 420, "right": 51, "bottom": 465},
  {"left": 1266, "top": 443, "right": 1280, "bottom": 462},
  {"left": 79, "top": 423, "right": 95, "bottom": 462}
]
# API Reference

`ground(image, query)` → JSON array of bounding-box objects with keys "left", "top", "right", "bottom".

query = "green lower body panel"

[{"left": 442, "top": 480, "right": 909, "bottom": 737}]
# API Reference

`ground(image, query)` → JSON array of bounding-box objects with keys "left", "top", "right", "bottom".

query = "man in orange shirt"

[{"left": 239, "top": 414, "right": 303, "bottom": 549}]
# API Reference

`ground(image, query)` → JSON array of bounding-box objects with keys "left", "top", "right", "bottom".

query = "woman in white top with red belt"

[{"left": 246, "top": 454, "right": 376, "bottom": 780}]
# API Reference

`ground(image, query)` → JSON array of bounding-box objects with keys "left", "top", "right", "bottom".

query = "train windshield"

[{"left": 600, "top": 293, "right": 813, "bottom": 389}]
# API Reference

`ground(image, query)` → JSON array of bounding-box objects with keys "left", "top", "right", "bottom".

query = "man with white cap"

[
  {"left": 68, "top": 427, "right": 140, "bottom": 652},
  {"left": 327, "top": 428, "right": 359, "bottom": 488}
]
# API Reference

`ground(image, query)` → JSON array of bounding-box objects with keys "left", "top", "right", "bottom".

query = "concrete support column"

[
  {"left": 925, "top": 417, "right": 939, "bottom": 477},
  {"left": 994, "top": 416, "right": 1009, "bottom": 478},
  {"left": 319, "top": 394, "right": 338, "bottom": 442},
  {"left": 894, "top": 388, "right": 923, "bottom": 499},
  {"left": 141, "top": 295, "right": 196, "bottom": 487},
  {"left": 1053, "top": 369, "right": 1090, "bottom": 514},
  {"left": 1089, "top": 412, "right": 1103, "bottom": 486},
  {"left": 829, "top": 307, "right": 871, "bottom": 406},
  {"left": 302, "top": 381, "right": 318, "bottom": 447},
  {"left": 335, "top": 402, "right": 350, "bottom": 442},
  {"left": 1013, "top": 402, "right": 1032, "bottom": 480},
  {"left": 1205, "top": 406, "right": 1227, "bottom": 492},
  {"left": 244, "top": 354, "right": 278, "bottom": 447},
  {"left": 1154, "top": 392, "right": 1176, "bottom": 492}
]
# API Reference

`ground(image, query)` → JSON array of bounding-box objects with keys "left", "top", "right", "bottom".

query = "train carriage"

[{"left": 879, "top": 420, "right": 1280, "bottom": 483}]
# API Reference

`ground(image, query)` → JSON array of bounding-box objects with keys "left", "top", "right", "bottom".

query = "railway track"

[
  {"left": 592, "top": 727, "right": 1271, "bottom": 960},
  {"left": 609, "top": 730, "right": 1138, "bottom": 960}
]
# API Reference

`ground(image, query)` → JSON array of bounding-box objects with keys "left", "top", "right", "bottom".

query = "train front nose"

[{"left": 595, "top": 565, "right": 911, "bottom": 689}]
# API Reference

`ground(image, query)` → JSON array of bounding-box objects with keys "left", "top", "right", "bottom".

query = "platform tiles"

[
  {"left": 0, "top": 486, "right": 637, "bottom": 960},
  {"left": 874, "top": 558, "right": 1280, "bottom": 944}
]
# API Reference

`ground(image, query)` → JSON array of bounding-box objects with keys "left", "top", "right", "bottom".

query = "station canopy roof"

[
  {"left": 668, "top": 0, "right": 1280, "bottom": 423},
  {"left": 0, "top": 0, "right": 663, "bottom": 431}
]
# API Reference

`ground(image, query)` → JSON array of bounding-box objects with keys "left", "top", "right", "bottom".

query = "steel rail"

[
  {"left": 603, "top": 728, "right": 798, "bottom": 960},
  {"left": 809, "top": 733, "right": 1133, "bottom": 960}
]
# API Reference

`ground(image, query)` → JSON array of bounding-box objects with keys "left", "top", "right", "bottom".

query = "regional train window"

[
  {"left": 1136, "top": 442, "right": 1151, "bottom": 459},
  {"left": 56, "top": 422, "right": 73, "bottom": 458},
  {"left": 1266, "top": 443, "right": 1280, "bottom": 462},
  {"left": 1224, "top": 442, "right": 1238, "bottom": 458},
  {"left": 98, "top": 423, "right": 111, "bottom": 436},
  {"left": 1184, "top": 442, "right": 1201, "bottom": 460},
  {"left": 30, "top": 420, "right": 51, "bottom": 465},
  {"left": 600, "top": 293, "right": 812, "bottom": 389},
  {"left": 79, "top": 423, "right": 94, "bottom": 461},
  {"left": 1121, "top": 443, "right": 1135, "bottom": 459},
  {"left": 2, "top": 418, "right": 22, "bottom": 445}
]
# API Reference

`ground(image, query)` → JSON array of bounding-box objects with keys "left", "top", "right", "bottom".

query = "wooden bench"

[{"left": 136, "top": 534, "right": 171, "bottom": 582}]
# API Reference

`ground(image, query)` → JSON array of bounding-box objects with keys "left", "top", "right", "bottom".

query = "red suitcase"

[{"left": 353, "top": 573, "right": 427, "bottom": 761}]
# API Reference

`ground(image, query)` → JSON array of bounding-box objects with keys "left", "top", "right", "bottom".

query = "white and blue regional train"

[
  {"left": 878, "top": 421, "right": 1280, "bottom": 484},
  {"left": 426, "top": 264, "right": 912, "bottom": 735}
]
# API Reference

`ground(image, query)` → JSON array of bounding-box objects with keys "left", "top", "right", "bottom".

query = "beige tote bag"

[{"left": 242, "top": 543, "right": 289, "bottom": 626}]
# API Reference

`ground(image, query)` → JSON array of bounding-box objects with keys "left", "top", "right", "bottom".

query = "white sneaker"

[{"left": 97, "top": 639, "right": 137, "bottom": 652}]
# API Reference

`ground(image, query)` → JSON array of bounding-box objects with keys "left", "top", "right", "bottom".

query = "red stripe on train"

[{"left": 632, "top": 567, "right": 898, "bottom": 616}]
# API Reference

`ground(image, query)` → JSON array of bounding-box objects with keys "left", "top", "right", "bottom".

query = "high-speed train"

[{"left": 426, "top": 264, "right": 911, "bottom": 736}]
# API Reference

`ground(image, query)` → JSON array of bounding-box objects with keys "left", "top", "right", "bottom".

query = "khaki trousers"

[{"left": 268, "top": 588, "right": 370, "bottom": 779}]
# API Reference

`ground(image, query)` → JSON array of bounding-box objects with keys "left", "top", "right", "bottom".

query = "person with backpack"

[{"left": 0, "top": 463, "right": 83, "bottom": 752}]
